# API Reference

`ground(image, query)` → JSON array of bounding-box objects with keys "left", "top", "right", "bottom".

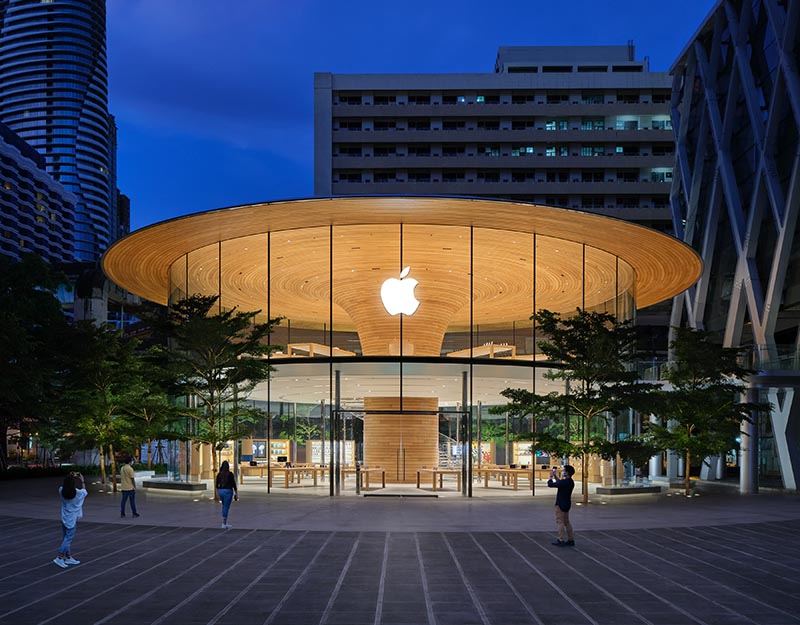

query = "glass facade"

[{"left": 164, "top": 223, "right": 635, "bottom": 488}]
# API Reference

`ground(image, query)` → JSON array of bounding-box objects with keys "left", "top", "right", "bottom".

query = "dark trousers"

[{"left": 121, "top": 489, "right": 137, "bottom": 515}]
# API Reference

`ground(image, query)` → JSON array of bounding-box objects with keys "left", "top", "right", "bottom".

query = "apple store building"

[{"left": 103, "top": 196, "right": 700, "bottom": 494}]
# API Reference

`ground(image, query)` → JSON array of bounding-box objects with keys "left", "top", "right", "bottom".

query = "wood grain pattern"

[
  {"left": 103, "top": 197, "right": 701, "bottom": 315},
  {"left": 363, "top": 396, "right": 439, "bottom": 483}
]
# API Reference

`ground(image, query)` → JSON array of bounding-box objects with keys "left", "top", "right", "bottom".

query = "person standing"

[
  {"left": 215, "top": 461, "right": 238, "bottom": 529},
  {"left": 54, "top": 472, "right": 87, "bottom": 568},
  {"left": 120, "top": 456, "right": 140, "bottom": 518},
  {"left": 547, "top": 464, "right": 575, "bottom": 547}
]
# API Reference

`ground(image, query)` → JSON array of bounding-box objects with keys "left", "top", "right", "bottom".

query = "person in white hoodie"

[{"left": 54, "top": 472, "right": 87, "bottom": 568}]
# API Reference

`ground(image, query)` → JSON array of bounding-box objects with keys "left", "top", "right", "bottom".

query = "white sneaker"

[
  {"left": 64, "top": 556, "right": 80, "bottom": 565},
  {"left": 53, "top": 557, "right": 68, "bottom": 569},
  {"left": 223, "top": 523, "right": 232, "bottom": 529}
]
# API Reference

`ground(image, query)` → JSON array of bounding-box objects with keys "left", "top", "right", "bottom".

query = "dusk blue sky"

[{"left": 107, "top": 0, "right": 717, "bottom": 231}]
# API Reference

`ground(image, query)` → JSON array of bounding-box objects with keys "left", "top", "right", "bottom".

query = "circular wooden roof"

[{"left": 102, "top": 196, "right": 701, "bottom": 311}]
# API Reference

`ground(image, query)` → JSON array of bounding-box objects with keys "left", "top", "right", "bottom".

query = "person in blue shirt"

[
  {"left": 547, "top": 464, "right": 575, "bottom": 547},
  {"left": 54, "top": 472, "right": 88, "bottom": 568}
]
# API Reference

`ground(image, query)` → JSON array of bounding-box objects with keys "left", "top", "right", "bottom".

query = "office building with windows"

[
  {"left": 670, "top": 0, "right": 800, "bottom": 491},
  {"left": 315, "top": 45, "right": 675, "bottom": 233},
  {"left": 0, "top": 119, "right": 76, "bottom": 263},
  {"left": 0, "top": 0, "right": 117, "bottom": 262}
]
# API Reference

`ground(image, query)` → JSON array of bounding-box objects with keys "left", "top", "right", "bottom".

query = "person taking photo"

[{"left": 547, "top": 464, "right": 576, "bottom": 547}]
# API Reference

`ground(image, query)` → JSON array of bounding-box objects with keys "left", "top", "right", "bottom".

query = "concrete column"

[
  {"left": 666, "top": 451, "right": 680, "bottom": 481},
  {"left": 648, "top": 415, "right": 662, "bottom": 477},
  {"left": 700, "top": 454, "right": 724, "bottom": 480},
  {"left": 740, "top": 387, "right": 760, "bottom": 494},
  {"left": 767, "top": 385, "right": 800, "bottom": 491},
  {"left": 740, "top": 415, "right": 758, "bottom": 494}
]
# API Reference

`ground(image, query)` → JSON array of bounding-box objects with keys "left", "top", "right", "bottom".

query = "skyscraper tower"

[{"left": 0, "top": 0, "right": 114, "bottom": 262}]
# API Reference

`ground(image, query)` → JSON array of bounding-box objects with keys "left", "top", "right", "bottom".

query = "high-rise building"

[
  {"left": 0, "top": 0, "right": 114, "bottom": 262},
  {"left": 315, "top": 45, "right": 674, "bottom": 232},
  {"left": 670, "top": 0, "right": 800, "bottom": 491},
  {"left": 0, "top": 119, "right": 76, "bottom": 263}
]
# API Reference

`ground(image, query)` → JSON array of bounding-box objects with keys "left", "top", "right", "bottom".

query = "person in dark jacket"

[
  {"left": 215, "top": 461, "right": 238, "bottom": 529},
  {"left": 547, "top": 464, "right": 575, "bottom": 546}
]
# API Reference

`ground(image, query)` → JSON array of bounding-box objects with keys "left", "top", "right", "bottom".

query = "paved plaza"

[{"left": 1, "top": 478, "right": 799, "bottom": 625}]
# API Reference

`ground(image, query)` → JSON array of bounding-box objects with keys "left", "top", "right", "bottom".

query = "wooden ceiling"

[{"left": 103, "top": 197, "right": 701, "bottom": 335}]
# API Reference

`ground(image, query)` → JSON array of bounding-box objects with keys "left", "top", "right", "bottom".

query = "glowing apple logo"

[{"left": 380, "top": 266, "right": 420, "bottom": 316}]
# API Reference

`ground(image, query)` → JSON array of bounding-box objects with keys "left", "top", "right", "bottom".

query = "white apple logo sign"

[{"left": 380, "top": 266, "right": 420, "bottom": 316}]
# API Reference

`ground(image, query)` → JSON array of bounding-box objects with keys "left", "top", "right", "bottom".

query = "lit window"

[
  {"left": 457, "top": 96, "right": 466, "bottom": 104},
  {"left": 476, "top": 95, "right": 485, "bottom": 103},
  {"left": 545, "top": 146, "right": 556, "bottom": 157}
]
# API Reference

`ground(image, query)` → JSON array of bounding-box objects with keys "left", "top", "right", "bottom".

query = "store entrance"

[{"left": 328, "top": 406, "right": 472, "bottom": 495}]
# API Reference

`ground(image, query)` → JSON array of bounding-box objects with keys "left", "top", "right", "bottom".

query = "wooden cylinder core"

[{"left": 363, "top": 396, "right": 439, "bottom": 483}]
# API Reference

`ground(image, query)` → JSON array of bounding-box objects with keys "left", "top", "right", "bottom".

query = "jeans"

[
  {"left": 120, "top": 489, "right": 137, "bottom": 515},
  {"left": 218, "top": 488, "right": 233, "bottom": 519},
  {"left": 59, "top": 523, "right": 76, "bottom": 556}
]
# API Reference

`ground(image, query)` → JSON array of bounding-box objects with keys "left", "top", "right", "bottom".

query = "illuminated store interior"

[{"left": 103, "top": 196, "right": 701, "bottom": 493}]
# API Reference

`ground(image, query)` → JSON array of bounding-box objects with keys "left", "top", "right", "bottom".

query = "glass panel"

[
  {"left": 219, "top": 234, "right": 268, "bottom": 323},
  {"left": 332, "top": 224, "right": 401, "bottom": 356},
  {"left": 534, "top": 236, "right": 585, "bottom": 316},
  {"left": 270, "top": 227, "right": 330, "bottom": 359},
  {"left": 168, "top": 255, "right": 187, "bottom": 305},
  {"left": 472, "top": 228, "right": 534, "bottom": 360},
  {"left": 337, "top": 361, "right": 402, "bottom": 479},
  {"left": 583, "top": 245, "right": 620, "bottom": 315},
  {"left": 186, "top": 242, "right": 220, "bottom": 303},
  {"left": 617, "top": 257, "right": 636, "bottom": 321}
]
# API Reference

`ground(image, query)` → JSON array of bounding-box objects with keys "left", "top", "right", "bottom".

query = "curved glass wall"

[{"left": 166, "top": 224, "right": 635, "bottom": 489}]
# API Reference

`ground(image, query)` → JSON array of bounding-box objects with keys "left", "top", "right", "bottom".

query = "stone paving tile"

[{"left": 1, "top": 514, "right": 800, "bottom": 625}]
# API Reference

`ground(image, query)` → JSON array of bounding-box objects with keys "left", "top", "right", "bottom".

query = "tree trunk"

[
  {"left": 685, "top": 449, "right": 691, "bottom": 496},
  {"left": 582, "top": 417, "right": 589, "bottom": 505},
  {"left": 109, "top": 442, "right": 118, "bottom": 493},
  {"left": 147, "top": 438, "right": 153, "bottom": 470},
  {"left": 99, "top": 444, "right": 106, "bottom": 484}
]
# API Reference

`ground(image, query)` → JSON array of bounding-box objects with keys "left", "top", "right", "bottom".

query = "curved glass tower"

[{"left": 0, "top": 0, "right": 112, "bottom": 262}]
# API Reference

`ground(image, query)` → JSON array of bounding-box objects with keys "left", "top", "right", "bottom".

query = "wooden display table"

[
  {"left": 241, "top": 465, "right": 327, "bottom": 488},
  {"left": 416, "top": 468, "right": 462, "bottom": 492},
  {"left": 447, "top": 342, "right": 516, "bottom": 359},
  {"left": 241, "top": 465, "right": 270, "bottom": 480},
  {"left": 342, "top": 467, "right": 386, "bottom": 490},
  {"left": 286, "top": 342, "right": 355, "bottom": 357},
  {"left": 269, "top": 466, "right": 327, "bottom": 488},
  {"left": 475, "top": 467, "right": 534, "bottom": 491}
]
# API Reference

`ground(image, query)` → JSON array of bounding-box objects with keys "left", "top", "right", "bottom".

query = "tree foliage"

[
  {"left": 0, "top": 254, "right": 72, "bottom": 470},
  {"left": 498, "top": 308, "right": 657, "bottom": 503},
  {"left": 64, "top": 322, "right": 149, "bottom": 490},
  {"left": 647, "top": 327, "right": 768, "bottom": 495},
  {"left": 144, "top": 295, "right": 281, "bottom": 477}
]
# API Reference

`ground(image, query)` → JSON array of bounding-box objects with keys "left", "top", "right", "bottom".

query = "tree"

[
  {"left": 65, "top": 322, "right": 146, "bottom": 491},
  {"left": 647, "top": 327, "right": 768, "bottom": 496},
  {"left": 584, "top": 437, "right": 661, "bottom": 485},
  {"left": 125, "top": 348, "right": 184, "bottom": 469},
  {"left": 0, "top": 254, "right": 72, "bottom": 470},
  {"left": 146, "top": 295, "right": 281, "bottom": 481},
  {"left": 498, "top": 308, "right": 656, "bottom": 504}
]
